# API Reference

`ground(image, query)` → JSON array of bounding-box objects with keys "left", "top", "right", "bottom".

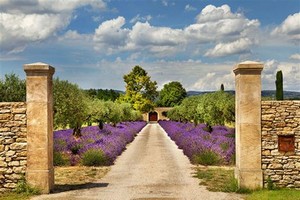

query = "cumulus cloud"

[
  {"left": 290, "top": 53, "right": 300, "bottom": 60},
  {"left": 93, "top": 18, "right": 185, "bottom": 55},
  {"left": 191, "top": 71, "right": 235, "bottom": 91},
  {"left": 185, "top": 4, "right": 260, "bottom": 44},
  {"left": 205, "top": 38, "right": 253, "bottom": 57},
  {"left": 92, "top": 4, "right": 260, "bottom": 58},
  {"left": 272, "top": 12, "right": 300, "bottom": 42},
  {"left": 94, "top": 17, "right": 129, "bottom": 45},
  {"left": 262, "top": 60, "right": 300, "bottom": 91},
  {"left": 0, "top": 0, "right": 106, "bottom": 53}
]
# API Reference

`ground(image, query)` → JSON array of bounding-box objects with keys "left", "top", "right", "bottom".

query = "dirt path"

[{"left": 32, "top": 124, "right": 242, "bottom": 200}]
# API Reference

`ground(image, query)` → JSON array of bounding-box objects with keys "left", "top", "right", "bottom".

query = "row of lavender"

[
  {"left": 159, "top": 120, "right": 235, "bottom": 165},
  {"left": 54, "top": 121, "right": 146, "bottom": 166}
]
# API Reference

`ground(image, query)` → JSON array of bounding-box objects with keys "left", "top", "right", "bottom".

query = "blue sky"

[{"left": 0, "top": 0, "right": 299, "bottom": 91}]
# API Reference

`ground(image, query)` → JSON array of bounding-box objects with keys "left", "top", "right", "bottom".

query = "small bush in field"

[
  {"left": 53, "top": 152, "right": 70, "bottom": 166},
  {"left": 81, "top": 149, "right": 108, "bottom": 166},
  {"left": 193, "top": 151, "right": 223, "bottom": 166}
]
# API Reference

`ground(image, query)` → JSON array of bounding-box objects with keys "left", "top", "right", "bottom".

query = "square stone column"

[
  {"left": 24, "top": 63, "right": 55, "bottom": 194},
  {"left": 233, "top": 61, "right": 263, "bottom": 189}
]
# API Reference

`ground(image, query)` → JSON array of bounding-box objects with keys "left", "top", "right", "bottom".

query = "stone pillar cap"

[
  {"left": 233, "top": 60, "right": 263, "bottom": 74},
  {"left": 24, "top": 62, "right": 55, "bottom": 75}
]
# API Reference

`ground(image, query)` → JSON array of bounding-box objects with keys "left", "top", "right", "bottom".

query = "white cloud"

[
  {"left": 185, "top": 4, "right": 196, "bottom": 12},
  {"left": 0, "top": 0, "right": 106, "bottom": 53},
  {"left": 92, "top": 4, "right": 260, "bottom": 58},
  {"left": 290, "top": 53, "right": 300, "bottom": 60},
  {"left": 0, "top": 12, "right": 70, "bottom": 53},
  {"left": 272, "top": 12, "right": 300, "bottom": 42},
  {"left": 93, "top": 16, "right": 130, "bottom": 53},
  {"left": 185, "top": 4, "right": 260, "bottom": 44},
  {"left": 130, "top": 14, "right": 152, "bottom": 24},
  {"left": 262, "top": 60, "right": 300, "bottom": 91},
  {"left": 205, "top": 38, "right": 253, "bottom": 57},
  {"left": 191, "top": 71, "right": 235, "bottom": 91}
]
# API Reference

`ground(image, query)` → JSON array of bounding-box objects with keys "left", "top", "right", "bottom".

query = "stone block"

[
  {"left": 0, "top": 114, "right": 11, "bottom": 121},
  {"left": 4, "top": 182, "right": 17, "bottom": 188},
  {"left": 0, "top": 161, "right": 7, "bottom": 167},
  {"left": 11, "top": 108, "right": 26, "bottom": 114},
  {"left": 6, "top": 150, "right": 15, "bottom": 156},
  {"left": 10, "top": 143, "right": 27, "bottom": 150}
]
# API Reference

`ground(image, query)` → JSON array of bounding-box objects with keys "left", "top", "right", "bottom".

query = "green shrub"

[
  {"left": 14, "top": 176, "right": 40, "bottom": 195},
  {"left": 193, "top": 150, "right": 223, "bottom": 165},
  {"left": 53, "top": 152, "right": 70, "bottom": 166},
  {"left": 267, "top": 176, "right": 276, "bottom": 190},
  {"left": 81, "top": 149, "right": 108, "bottom": 166}
]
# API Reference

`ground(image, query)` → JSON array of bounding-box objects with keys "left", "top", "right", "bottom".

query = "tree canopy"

[
  {"left": 0, "top": 73, "right": 26, "bottom": 102},
  {"left": 167, "top": 91, "right": 235, "bottom": 126},
  {"left": 119, "top": 66, "right": 158, "bottom": 113},
  {"left": 157, "top": 81, "right": 187, "bottom": 107}
]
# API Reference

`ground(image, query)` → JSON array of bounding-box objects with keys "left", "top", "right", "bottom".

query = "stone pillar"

[
  {"left": 24, "top": 63, "right": 55, "bottom": 194},
  {"left": 233, "top": 61, "right": 263, "bottom": 189}
]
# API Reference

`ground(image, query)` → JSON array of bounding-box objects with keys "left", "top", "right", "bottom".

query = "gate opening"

[{"left": 149, "top": 111, "right": 158, "bottom": 121}]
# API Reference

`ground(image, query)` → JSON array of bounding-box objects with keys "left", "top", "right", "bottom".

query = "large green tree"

[
  {"left": 119, "top": 66, "right": 158, "bottom": 113},
  {"left": 0, "top": 73, "right": 26, "bottom": 102},
  {"left": 157, "top": 81, "right": 187, "bottom": 107},
  {"left": 53, "top": 78, "right": 88, "bottom": 137}
]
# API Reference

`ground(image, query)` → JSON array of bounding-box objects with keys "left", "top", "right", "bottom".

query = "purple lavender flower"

[
  {"left": 158, "top": 120, "right": 235, "bottom": 165},
  {"left": 54, "top": 121, "right": 146, "bottom": 166}
]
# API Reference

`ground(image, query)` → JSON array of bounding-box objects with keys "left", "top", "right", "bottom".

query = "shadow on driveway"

[{"left": 53, "top": 182, "right": 109, "bottom": 193}]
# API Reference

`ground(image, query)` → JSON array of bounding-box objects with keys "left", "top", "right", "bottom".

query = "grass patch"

[
  {"left": 0, "top": 193, "right": 31, "bottom": 200},
  {"left": 192, "top": 151, "right": 223, "bottom": 166},
  {"left": 246, "top": 189, "right": 300, "bottom": 200},
  {"left": 0, "top": 176, "right": 40, "bottom": 200},
  {"left": 54, "top": 166, "right": 110, "bottom": 186},
  {"left": 195, "top": 166, "right": 240, "bottom": 193},
  {"left": 195, "top": 166, "right": 300, "bottom": 199}
]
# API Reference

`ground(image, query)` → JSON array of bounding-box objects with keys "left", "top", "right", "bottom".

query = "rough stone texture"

[
  {"left": 24, "top": 63, "right": 55, "bottom": 194},
  {"left": 233, "top": 61, "right": 264, "bottom": 189},
  {"left": 0, "top": 102, "right": 27, "bottom": 193},
  {"left": 262, "top": 101, "right": 300, "bottom": 188}
]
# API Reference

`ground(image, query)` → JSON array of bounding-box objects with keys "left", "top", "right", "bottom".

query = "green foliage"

[
  {"left": 197, "top": 91, "right": 235, "bottom": 126},
  {"left": 85, "top": 89, "right": 121, "bottom": 101},
  {"left": 275, "top": 70, "right": 283, "bottom": 100},
  {"left": 157, "top": 81, "right": 187, "bottom": 107},
  {"left": 167, "top": 91, "right": 235, "bottom": 126},
  {"left": 246, "top": 189, "right": 300, "bottom": 200},
  {"left": 220, "top": 83, "right": 224, "bottom": 91},
  {"left": 14, "top": 176, "right": 40, "bottom": 195},
  {"left": 53, "top": 78, "right": 88, "bottom": 136},
  {"left": 119, "top": 66, "right": 158, "bottom": 113},
  {"left": 195, "top": 168, "right": 239, "bottom": 193},
  {"left": 53, "top": 152, "right": 70, "bottom": 166},
  {"left": 81, "top": 149, "right": 108, "bottom": 166},
  {"left": 0, "top": 73, "right": 26, "bottom": 102},
  {"left": 267, "top": 176, "right": 276, "bottom": 190},
  {"left": 192, "top": 151, "right": 223, "bottom": 165}
]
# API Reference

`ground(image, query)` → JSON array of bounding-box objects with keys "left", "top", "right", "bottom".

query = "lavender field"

[
  {"left": 159, "top": 120, "right": 235, "bottom": 165},
  {"left": 54, "top": 121, "right": 146, "bottom": 166}
]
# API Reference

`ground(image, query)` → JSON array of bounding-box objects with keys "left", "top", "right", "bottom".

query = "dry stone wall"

[
  {"left": 0, "top": 102, "right": 27, "bottom": 192},
  {"left": 261, "top": 101, "right": 300, "bottom": 188}
]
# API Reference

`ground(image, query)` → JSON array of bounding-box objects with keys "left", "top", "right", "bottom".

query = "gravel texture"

[{"left": 32, "top": 123, "right": 242, "bottom": 200}]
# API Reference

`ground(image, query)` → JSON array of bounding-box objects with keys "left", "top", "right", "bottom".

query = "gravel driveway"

[{"left": 32, "top": 123, "right": 242, "bottom": 200}]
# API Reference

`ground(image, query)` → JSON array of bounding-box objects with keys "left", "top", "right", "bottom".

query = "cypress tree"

[
  {"left": 275, "top": 70, "right": 283, "bottom": 100},
  {"left": 220, "top": 83, "right": 224, "bottom": 91}
]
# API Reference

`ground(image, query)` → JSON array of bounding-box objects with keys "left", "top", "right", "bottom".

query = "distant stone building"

[{"left": 142, "top": 107, "right": 173, "bottom": 122}]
